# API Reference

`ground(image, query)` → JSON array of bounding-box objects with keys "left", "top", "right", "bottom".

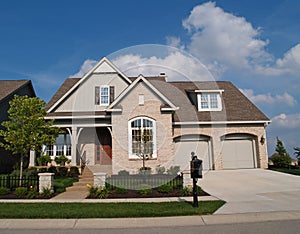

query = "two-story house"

[{"left": 41, "top": 57, "right": 270, "bottom": 174}]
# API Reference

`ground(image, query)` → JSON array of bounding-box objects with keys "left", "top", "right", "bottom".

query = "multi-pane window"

[
  {"left": 44, "top": 134, "right": 72, "bottom": 157},
  {"left": 198, "top": 93, "right": 222, "bottom": 111},
  {"left": 100, "top": 86, "right": 109, "bottom": 105},
  {"left": 95, "top": 86, "right": 114, "bottom": 106},
  {"left": 129, "top": 117, "right": 156, "bottom": 159}
]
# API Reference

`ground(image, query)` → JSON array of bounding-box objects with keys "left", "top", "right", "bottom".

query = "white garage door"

[
  {"left": 174, "top": 135, "right": 212, "bottom": 171},
  {"left": 222, "top": 137, "right": 256, "bottom": 169}
]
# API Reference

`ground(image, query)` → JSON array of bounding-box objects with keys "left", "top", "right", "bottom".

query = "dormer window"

[{"left": 196, "top": 90, "right": 223, "bottom": 111}]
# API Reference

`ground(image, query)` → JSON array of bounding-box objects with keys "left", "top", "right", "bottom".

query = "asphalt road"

[{"left": 1, "top": 220, "right": 300, "bottom": 234}]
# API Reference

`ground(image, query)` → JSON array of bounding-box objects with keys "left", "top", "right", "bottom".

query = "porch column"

[
  {"left": 67, "top": 126, "right": 83, "bottom": 166},
  {"left": 29, "top": 150, "right": 36, "bottom": 167}
]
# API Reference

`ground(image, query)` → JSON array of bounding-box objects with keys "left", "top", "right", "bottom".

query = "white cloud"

[
  {"left": 111, "top": 51, "right": 215, "bottom": 81},
  {"left": 257, "top": 44, "right": 300, "bottom": 76},
  {"left": 271, "top": 113, "right": 300, "bottom": 129},
  {"left": 240, "top": 89, "right": 297, "bottom": 107},
  {"left": 182, "top": 2, "right": 271, "bottom": 74},
  {"left": 70, "top": 59, "right": 97, "bottom": 78}
]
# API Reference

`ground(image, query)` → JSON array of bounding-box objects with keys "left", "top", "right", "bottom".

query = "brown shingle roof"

[
  {"left": 0, "top": 80, "right": 32, "bottom": 102},
  {"left": 150, "top": 80, "right": 270, "bottom": 122},
  {"left": 46, "top": 78, "right": 80, "bottom": 111},
  {"left": 47, "top": 76, "right": 269, "bottom": 123}
]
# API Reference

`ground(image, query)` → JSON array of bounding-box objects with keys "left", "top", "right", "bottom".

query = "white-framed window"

[
  {"left": 95, "top": 85, "right": 112, "bottom": 106},
  {"left": 128, "top": 117, "right": 157, "bottom": 159},
  {"left": 197, "top": 92, "right": 222, "bottom": 111},
  {"left": 43, "top": 134, "right": 72, "bottom": 157},
  {"left": 100, "top": 85, "right": 109, "bottom": 106}
]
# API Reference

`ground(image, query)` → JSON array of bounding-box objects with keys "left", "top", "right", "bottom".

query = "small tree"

[
  {"left": 136, "top": 128, "right": 153, "bottom": 173},
  {"left": 275, "top": 137, "right": 288, "bottom": 157},
  {"left": 294, "top": 147, "right": 300, "bottom": 163},
  {"left": 0, "top": 95, "right": 60, "bottom": 182}
]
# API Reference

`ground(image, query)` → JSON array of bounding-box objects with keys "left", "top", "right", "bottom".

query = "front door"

[{"left": 95, "top": 128, "right": 112, "bottom": 165}]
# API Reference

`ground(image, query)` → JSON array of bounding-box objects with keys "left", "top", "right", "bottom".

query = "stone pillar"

[
  {"left": 94, "top": 173, "right": 107, "bottom": 187},
  {"left": 38, "top": 173, "right": 54, "bottom": 194},
  {"left": 29, "top": 150, "right": 36, "bottom": 167},
  {"left": 182, "top": 170, "right": 193, "bottom": 188}
]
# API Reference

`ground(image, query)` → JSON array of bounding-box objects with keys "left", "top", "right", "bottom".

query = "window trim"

[
  {"left": 128, "top": 117, "right": 157, "bottom": 159},
  {"left": 100, "top": 85, "right": 110, "bottom": 106},
  {"left": 197, "top": 92, "right": 222, "bottom": 111}
]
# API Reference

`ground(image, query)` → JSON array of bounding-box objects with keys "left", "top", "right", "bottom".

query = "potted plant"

[
  {"left": 54, "top": 155, "right": 69, "bottom": 166},
  {"left": 37, "top": 154, "right": 52, "bottom": 166}
]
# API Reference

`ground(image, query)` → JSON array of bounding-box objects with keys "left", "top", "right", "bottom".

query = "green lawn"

[
  {"left": 0, "top": 201, "right": 225, "bottom": 219},
  {"left": 270, "top": 168, "right": 300, "bottom": 176}
]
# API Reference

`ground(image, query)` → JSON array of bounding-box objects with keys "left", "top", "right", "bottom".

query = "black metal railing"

[
  {"left": 106, "top": 174, "right": 183, "bottom": 190},
  {"left": 0, "top": 175, "right": 39, "bottom": 190}
]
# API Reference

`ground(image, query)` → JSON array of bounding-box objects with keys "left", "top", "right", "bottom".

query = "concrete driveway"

[{"left": 200, "top": 169, "right": 300, "bottom": 214}]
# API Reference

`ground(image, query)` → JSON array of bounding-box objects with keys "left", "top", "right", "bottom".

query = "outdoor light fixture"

[{"left": 260, "top": 136, "right": 265, "bottom": 145}]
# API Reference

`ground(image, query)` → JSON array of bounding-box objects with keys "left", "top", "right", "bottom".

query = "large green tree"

[
  {"left": 294, "top": 147, "right": 300, "bottom": 162},
  {"left": 0, "top": 95, "right": 60, "bottom": 180},
  {"left": 275, "top": 137, "right": 288, "bottom": 157}
]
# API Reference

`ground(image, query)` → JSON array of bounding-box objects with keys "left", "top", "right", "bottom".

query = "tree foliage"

[
  {"left": 275, "top": 137, "right": 289, "bottom": 157},
  {"left": 0, "top": 95, "right": 60, "bottom": 175}
]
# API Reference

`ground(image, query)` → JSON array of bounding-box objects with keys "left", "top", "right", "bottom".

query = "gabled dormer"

[{"left": 195, "top": 89, "right": 224, "bottom": 112}]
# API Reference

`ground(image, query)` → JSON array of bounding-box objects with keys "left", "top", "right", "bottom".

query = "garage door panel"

[
  {"left": 174, "top": 140, "right": 211, "bottom": 171},
  {"left": 222, "top": 139, "right": 255, "bottom": 169}
]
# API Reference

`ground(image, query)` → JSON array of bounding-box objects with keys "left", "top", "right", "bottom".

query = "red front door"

[{"left": 95, "top": 128, "right": 112, "bottom": 165}]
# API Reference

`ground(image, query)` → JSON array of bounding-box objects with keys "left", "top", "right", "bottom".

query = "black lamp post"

[{"left": 190, "top": 152, "right": 203, "bottom": 208}]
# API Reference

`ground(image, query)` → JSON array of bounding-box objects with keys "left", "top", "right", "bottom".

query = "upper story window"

[
  {"left": 95, "top": 85, "right": 114, "bottom": 106},
  {"left": 128, "top": 117, "right": 156, "bottom": 159},
  {"left": 196, "top": 90, "right": 223, "bottom": 111}
]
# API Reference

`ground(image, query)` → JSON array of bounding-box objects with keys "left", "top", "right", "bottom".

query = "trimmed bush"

[
  {"left": 0, "top": 187, "right": 10, "bottom": 195},
  {"left": 14, "top": 187, "right": 28, "bottom": 197},
  {"left": 156, "top": 184, "right": 173, "bottom": 193},
  {"left": 115, "top": 187, "right": 128, "bottom": 194},
  {"left": 48, "top": 166, "right": 58, "bottom": 175},
  {"left": 137, "top": 184, "right": 152, "bottom": 195},
  {"left": 58, "top": 167, "right": 68, "bottom": 177},
  {"left": 118, "top": 170, "right": 130, "bottom": 176},
  {"left": 68, "top": 167, "right": 80, "bottom": 178},
  {"left": 37, "top": 155, "right": 52, "bottom": 166}
]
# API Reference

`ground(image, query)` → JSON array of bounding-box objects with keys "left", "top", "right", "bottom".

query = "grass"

[
  {"left": 0, "top": 201, "right": 225, "bottom": 219},
  {"left": 270, "top": 168, "right": 300, "bottom": 176}
]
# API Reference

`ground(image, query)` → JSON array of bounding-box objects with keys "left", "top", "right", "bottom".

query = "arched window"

[{"left": 128, "top": 117, "right": 156, "bottom": 159}]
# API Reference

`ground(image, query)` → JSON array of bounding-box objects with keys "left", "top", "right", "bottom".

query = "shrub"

[
  {"left": 139, "top": 167, "right": 152, "bottom": 175},
  {"left": 155, "top": 166, "right": 165, "bottom": 175},
  {"left": 54, "top": 155, "right": 69, "bottom": 165},
  {"left": 48, "top": 166, "right": 58, "bottom": 175},
  {"left": 271, "top": 153, "right": 292, "bottom": 168},
  {"left": 167, "top": 166, "right": 180, "bottom": 175},
  {"left": 14, "top": 187, "right": 28, "bottom": 197},
  {"left": 88, "top": 186, "right": 110, "bottom": 199},
  {"left": 37, "top": 155, "right": 52, "bottom": 166},
  {"left": 41, "top": 187, "right": 52, "bottom": 198},
  {"left": 68, "top": 167, "right": 80, "bottom": 178},
  {"left": 58, "top": 167, "right": 68, "bottom": 177},
  {"left": 137, "top": 184, "right": 152, "bottom": 195},
  {"left": 118, "top": 170, "right": 130, "bottom": 176},
  {"left": 115, "top": 187, "right": 128, "bottom": 194},
  {"left": 27, "top": 188, "right": 38, "bottom": 199},
  {"left": 156, "top": 184, "right": 173, "bottom": 193},
  {"left": 181, "top": 186, "right": 192, "bottom": 196},
  {"left": 0, "top": 187, "right": 10, "bottom": 195},
  {"left": 54, "top": 182, "right": 66, "bottom": 193}
]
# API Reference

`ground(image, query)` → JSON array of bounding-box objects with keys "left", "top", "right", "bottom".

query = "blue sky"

[{"left": 0, "top": 0, "right": 299, "bottom": 156}]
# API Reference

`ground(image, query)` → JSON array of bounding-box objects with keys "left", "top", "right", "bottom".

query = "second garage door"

[{"left": 221, "top": 135, "right": 257, "bottom": 169}]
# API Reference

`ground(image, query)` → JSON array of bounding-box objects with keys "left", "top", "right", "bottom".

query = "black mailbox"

[{"left": 190, "top": 156, "right": 203, "bottom": 179}]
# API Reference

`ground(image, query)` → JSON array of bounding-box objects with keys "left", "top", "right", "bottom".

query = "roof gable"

[
  {"left": 47, "top": 57, "right": 132, "bottom": 112},
  {"left": 107, "top": 75, "right": 178, "bottom": 111}
]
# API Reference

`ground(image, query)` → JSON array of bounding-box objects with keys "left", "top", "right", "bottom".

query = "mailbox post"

[{"left": 190, "top": 152, "right": 203, "bottom": 208}]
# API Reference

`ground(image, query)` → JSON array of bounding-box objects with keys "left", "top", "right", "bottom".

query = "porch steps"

[{"left": 51, "top": 167, "right": 94, "bottom": 200}]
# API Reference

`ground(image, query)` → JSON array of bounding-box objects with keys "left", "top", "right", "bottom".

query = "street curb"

[{"left": 0, "top": 211, "right": 300, "bottom": 229}]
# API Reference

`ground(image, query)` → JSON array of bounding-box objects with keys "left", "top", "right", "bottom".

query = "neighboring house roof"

[{"left": 0, "top": 80, "right": 35, "bottom": 103}]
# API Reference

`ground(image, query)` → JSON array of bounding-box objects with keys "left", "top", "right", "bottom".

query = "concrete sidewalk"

[{"left": 0, "top": 211, "right": 300, "bottom": 229}]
